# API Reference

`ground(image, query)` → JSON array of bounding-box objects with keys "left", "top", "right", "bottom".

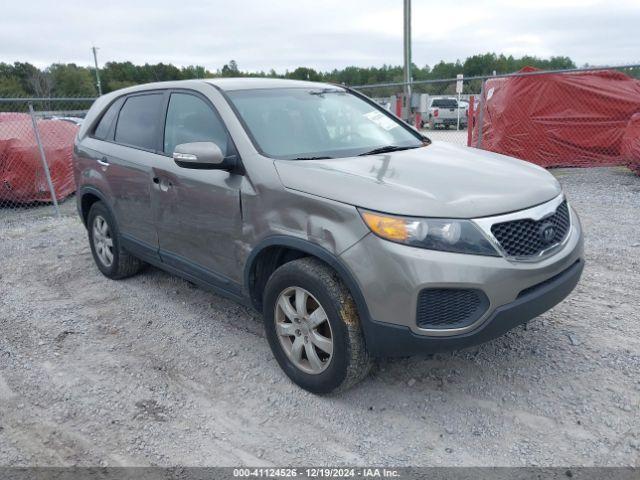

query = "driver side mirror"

[{"left": 173, "top": 142, "right": 235, "bottom": 170}]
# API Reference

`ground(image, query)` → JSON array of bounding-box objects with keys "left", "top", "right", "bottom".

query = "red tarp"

[
  {"left": 621, "top": 113, "right": 640, "bottom": 175},
  {"left": 0, "top": 113, "right": 78, "bottom": 204},
  {"left": 471, "top": 67, "right": 640, "bottom": 171}
]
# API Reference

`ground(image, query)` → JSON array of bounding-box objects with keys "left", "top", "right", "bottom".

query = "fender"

[
  {"left": 244, "top": 235, "right": 375, "bottom": 344},
  {"left": 77, "top": 185, "right": 113, "bottom": 226}
]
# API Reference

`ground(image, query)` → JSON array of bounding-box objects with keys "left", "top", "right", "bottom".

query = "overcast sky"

[{"left": 1, "top": 0, "right": 638, "bottom": 72}]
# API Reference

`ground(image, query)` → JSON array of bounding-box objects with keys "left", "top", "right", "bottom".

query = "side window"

[
  {"left": 93, "top": 99, "right": 121, "bottom": 140},
  {"left": 114, "top": 93, "right": 163, "bottom": 150},
  {"left": 163, "top": 93, "right": 229, "bottom": 156}
]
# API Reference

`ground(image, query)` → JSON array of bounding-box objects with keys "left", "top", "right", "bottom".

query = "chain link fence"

[
  {"left": 2, "top": 65, "right": 639, "bottom": 221},
  {"left": 354, "top": 64, "right": 640, "bottom": 173},
  {"left": 0, "top": 97, "right": 94, "bottom": 219}
]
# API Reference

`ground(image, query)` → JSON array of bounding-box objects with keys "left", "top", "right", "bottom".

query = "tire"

[
  {"left": 263, "top": 258, "right": 372, "bottom": 394},
  {"left": 87, "top": 201, "right": 144, "bottom": 279}
]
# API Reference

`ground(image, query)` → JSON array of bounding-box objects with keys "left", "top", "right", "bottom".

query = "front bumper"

[
  {"left": 362, "top": 258, "right": 583, "bottom": 356},
  {"left": 339, "top": 205, "right": 584, "bottom": 356},
  {"left": 432, "top": 118, "right": 465, "bottom": 126}
]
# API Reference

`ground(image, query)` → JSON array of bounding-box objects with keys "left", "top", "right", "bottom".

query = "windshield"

[{"left": 226, "top": 88, "right": 424, "bottom": 159}]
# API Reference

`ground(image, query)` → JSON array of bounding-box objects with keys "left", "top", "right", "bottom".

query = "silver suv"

[{"left": 73, "top": 78, "right": 584, "bottom": 393}]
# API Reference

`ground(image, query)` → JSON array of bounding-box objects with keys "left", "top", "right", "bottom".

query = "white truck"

[{"left": 425, "top": 97, "right": 467, "bottom": 129}]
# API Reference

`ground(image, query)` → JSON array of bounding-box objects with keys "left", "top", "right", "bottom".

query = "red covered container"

[
  {"left": 471, "top": 67, "right": 640, "bottom": 170},
  {"left": 0, "top": 113, "right": 79, "bottom": 204},
  {"left": 621, "top": 113, "right": 640, "bottom": 175}
]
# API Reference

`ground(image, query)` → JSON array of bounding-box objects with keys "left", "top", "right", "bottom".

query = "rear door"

[
  {"left": 101, "top": 91, "right": 166, "bottom": 253},
  {"left": 151, "top": 90, "right": 243, "bottom": 292}
]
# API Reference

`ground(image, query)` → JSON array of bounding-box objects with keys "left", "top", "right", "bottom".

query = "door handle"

[{"left": 97, "top": 157, "right": 109, "bottom": 167}]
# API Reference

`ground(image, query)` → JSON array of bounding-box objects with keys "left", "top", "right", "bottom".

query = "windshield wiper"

[
  {"left": 357, "top": 145, "right": 420, "bottom": 156},
  {"left": 292, "top": 156, "right": 333, "bottom": 160}
]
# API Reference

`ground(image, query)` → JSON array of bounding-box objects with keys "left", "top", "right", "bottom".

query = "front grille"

[
  {"left": 491, "top": 201, "right": 570, "bottom": 257},
  {"left": 416, "top": 288, "right": 489, "bottom": 330}
]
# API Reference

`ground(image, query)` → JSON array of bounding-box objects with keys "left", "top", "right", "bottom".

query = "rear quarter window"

[
  {"left": 93, "top": 99, "right": 122, "bottom": 140},
  {"left": 114, "top": 93, "right": 164, "bottom": 150}
]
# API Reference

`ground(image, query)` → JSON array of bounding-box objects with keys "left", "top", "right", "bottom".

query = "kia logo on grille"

[{"left": 539, "top": 223, "right": 556, "bottom": 244}]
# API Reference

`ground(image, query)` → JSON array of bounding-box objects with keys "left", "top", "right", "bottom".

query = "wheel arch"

[
  {"left": 78, "top": 186, "right": 111, "bottom": 227},
  {"left": 244, "top": 236, "right": 373, "bottom": 336}
]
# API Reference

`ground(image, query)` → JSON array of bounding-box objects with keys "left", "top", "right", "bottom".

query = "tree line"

[{"left": 0, "top": 53, "right": 581, "bottom": 98}]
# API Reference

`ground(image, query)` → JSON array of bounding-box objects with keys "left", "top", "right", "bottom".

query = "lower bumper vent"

[{"left": 416, "top": 288, "right": 489, "bottom": 330}]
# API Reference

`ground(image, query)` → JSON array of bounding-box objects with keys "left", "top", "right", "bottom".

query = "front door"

[{"left": 152, "top": 91, "right": 243, "bottom": 294}]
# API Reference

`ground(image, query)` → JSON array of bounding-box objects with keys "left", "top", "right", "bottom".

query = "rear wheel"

[
  {"left": 87, "top": 201, "right": 144, "bottom": 279},
  {"left": 263, "top": 258, "right": 372, "bottom": 394}
]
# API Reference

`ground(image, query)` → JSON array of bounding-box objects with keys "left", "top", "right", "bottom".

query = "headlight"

[{"left": 359, "top": 209, "right": 499, "bottom": 256}]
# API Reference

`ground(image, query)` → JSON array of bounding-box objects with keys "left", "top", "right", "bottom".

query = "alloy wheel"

[
  {"left": 274, "top": 286, "right": 333, "bottom": 374},
  {"left": 92, "top": 215, "right": 114, "bottom": 267}
]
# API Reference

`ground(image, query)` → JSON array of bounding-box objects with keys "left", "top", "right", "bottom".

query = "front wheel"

[{"left": 263, "top": 258, "right": 372, "bottom": 394}]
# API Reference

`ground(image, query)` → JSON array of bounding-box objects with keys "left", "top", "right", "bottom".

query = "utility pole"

[
  {"left": 403, "top": 0, "right": 412, "bottom": 122},
  {"left": 92, "top": 46, "right": 103, "bottom": 96}
]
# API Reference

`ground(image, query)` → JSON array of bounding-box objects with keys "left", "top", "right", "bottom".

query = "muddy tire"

[
  {"left": 87, "top": 201, "right": 144, "bottom": 280},
  {"left": 263, "top": 257, "right": 372, "bottom": 394}
]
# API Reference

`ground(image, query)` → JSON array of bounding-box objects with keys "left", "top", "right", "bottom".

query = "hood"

[{"left": 274, "top": 141, "right": 561, "bottom": 218}]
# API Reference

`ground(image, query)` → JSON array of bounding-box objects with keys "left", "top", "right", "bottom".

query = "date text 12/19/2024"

[{"left": 233, "top": 468, "right": 400, "bottom": 478}]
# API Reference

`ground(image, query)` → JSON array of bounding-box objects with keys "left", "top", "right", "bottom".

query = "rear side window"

[
  {"left": 163, "top": 93, "right": 230, "bottom": 156},
  {"left": 93, "top": 100, "right": 121, "bottom": 140},
  {"left": 114, "top": 93, "right": 163, "bottom": 150}
]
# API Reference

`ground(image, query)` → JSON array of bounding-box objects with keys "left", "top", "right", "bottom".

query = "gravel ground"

[{"left": 0, "top": 167, "right": 638, "bottom": 467}]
